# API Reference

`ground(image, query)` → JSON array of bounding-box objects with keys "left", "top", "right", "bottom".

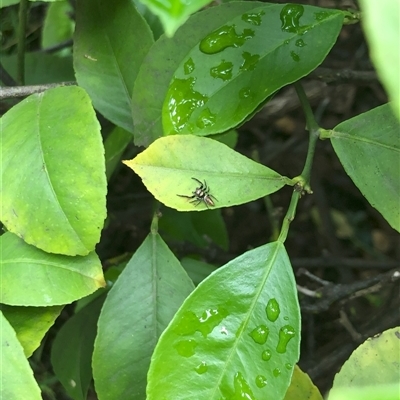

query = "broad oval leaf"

[
  {"left": 147, "top": 241, "right": 301, "bottom": 399},
  {"left": 0, "top": 86, "right": 106, "bottom": 255},
  {"left": 123, "top": 135, "right": 292, "bottom": 210},
  {"left": 0, "top": 304, "right": 62, "bottom": 358},
  {"left": 328, "top": 104, "right": 400, "bottom": 232},
  {"left": 92, "top": 233, "right": 194, "bottom": 400},
  {"left": 74, "top": 0, "right": 154, "bottom": 133},
  {"left": 0, "top": 311, "right": 42, "bottom": 400},
  {"left": 51, "top": 295, "right": 105, "bottom": 400},
  {"left": 0, "top": 232, "right": 105, "bottom": 306},
  {"left": 132, "top": 2, "right": 344, "bottom": 145},
  {"left": 329, "top": 326, "right": 400, "bottom": 400}
]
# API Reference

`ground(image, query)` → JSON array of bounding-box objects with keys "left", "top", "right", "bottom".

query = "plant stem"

[
  {"left": 278, "top": 82, "right": 320, "bottom": 243},
  {"left": 17, "top": 0, "right": 29, "bottom": 85},
  {"left": 151, "top": 204, "right": 161, "bottom": 234}
]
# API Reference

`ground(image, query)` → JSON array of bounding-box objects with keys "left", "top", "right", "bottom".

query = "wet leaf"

[{"left": 147, "top": 241, "right": 301, "bottom": 399}]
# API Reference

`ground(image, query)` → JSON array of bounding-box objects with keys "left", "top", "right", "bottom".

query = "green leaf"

[
  {"left": 104, "top": 126, "right": 132, "bottom": 181},
  {"left": 285, "top": 365, "right": 323, "bottom": 400},
  {"left": 1, "top": 53, "right": 74, "bottom": 84},
  {"left": 138, "top": 0, "right": 212, "bottom": 37},
  {"left": 147, "top": 241, "right": 301, "bottom": 399},
  {"left": 181, "top": 257, "right": 217, "bottom": 286},
  {"left": 0, "top": 311, "right": 42, "bottom": 400},
  {"left": 0, "top": 232, "right": 105, "bottom": 306},
  {"left": 74, "top": 0, "right": 154, "bottom": 133},
  {"left": 41, "top": 1, "right": 75, "bottom": 51},
  {"left": 51, "top": 295, "right": 105, "bottom": 400},
  {"left": 359, "top": 0, "right": 400, "bottom": 119},
  {"left": 0, "top": 86, "right": 107, "bottom": 255},
  {"left": 132, "top": 2, "right": 344, "bottom": 144},
  {"left": 92, "top": 233, "right": 194, "bottom": 400},
  {"left": 328, "top": 326, "right": 400, "bottom": 400},
  {"left": 0, "top": 304, "right": 63, "bottom": 358},
  {"left": 159, "top": 207, "right": 229, "bottom": 249},
  {"left": 328, "top": 104, "right": 400, "bottom": 232},
  {"left": 123, "top": 135, "right": 291, "bottom": 211}
]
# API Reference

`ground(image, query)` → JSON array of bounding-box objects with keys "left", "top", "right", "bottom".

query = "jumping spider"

[{"left": 177, "top": 177, "right": 217, "bottom": 208}]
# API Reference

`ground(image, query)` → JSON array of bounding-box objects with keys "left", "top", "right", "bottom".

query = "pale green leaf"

[{"left": 123, "top": 135, "right": 292, "bottom": 211}]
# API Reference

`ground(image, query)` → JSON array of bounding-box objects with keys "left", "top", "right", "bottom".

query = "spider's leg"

[
  {"left": 190, "top": 199, "right": 201, "bottom": 206},
  {"left": 177, "top": 194, "right": 195, "bottom": 199},
  {"left": 209, "top": 194, "right": 218, "bottom": 202},
  {"left": 192, "top": 177, "right": 205, "bottom": 189}
]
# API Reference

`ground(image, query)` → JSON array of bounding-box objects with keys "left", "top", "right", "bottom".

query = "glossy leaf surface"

[
  {"left": 328, "top": 104, "right": 400, "bottom": 232},
  {"left": 0, "top": 86, "right": 106, "bottom": 255},
  {"left": 0, "top": 304, "right": 62, "bottom": 358},
  {"left": 147, "top": 241, "right": 301, "bottom": 399},
  {"left": 123, "top": 135, "right": 291, "bottom": 211},
  {"left": 132, "top": 2, "right": 344, "bottom": 145},
  {"left": 92, "top": 233, "right": 194, "bottom": 400},
  {"left": 74, "top": 0, "right": 154, "bottom": 132},
  {"left": 51, "top": 295, "right": 105, "bottom": 400},
  {"left": 0, "top": 311, "right": 42, "bottom": 400},
  {"left": 0, "top": 233, "right": 105, "bottom": 306}
]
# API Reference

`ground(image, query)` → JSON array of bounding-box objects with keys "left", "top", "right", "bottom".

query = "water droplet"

[
  {"left": 233, "top": 372, "right": 256, "bottom": 400},
  {"left": 241, "top": 11, "right": 265, "bottom": 26},
  {"left": 284, "top": 39, "right": 290, "bottom": 45},
  {"left": 290, "top": 51, "right": 300, "bottom": 62},
  {"left": 280, "top": 4, "right": 304, "bottom": 33},
  {"left": 283, "top": 316, "right": 289, "bottom": 321},
  {"left": 240, "top": 51, "right": 260, "bottom": 72},
  {"left": 195, "top": 361, "right": 208, "bottom": 374},
  {"left": 285, "top": 363, "right": 293, "bottom": 370},
  {"left": 276, "top": 325, "right": 296, "bottom": 353},
  {"left": 295, "top": 39, "right": 306, "bottom": 47},
  {"left": 199, "top": 24, "right": 255, "bottom": 54},
  {"left": 273, "top": 368, "right": 281, "bottom": 377},
  {"left": 261, "top": 349, "right": 272, "bottom": 361},
  {"left": 173, "top": 307, "right": 228, "bottom": 337},
  {"left": 174, "top": 339, "right": 197, "bottom": 357},
  {"left": 165, "top": 77, "right": 208, "bottom": 132},
  {"left": 255, "top": 375, "right": 267, "bottom": 388},
  {"left": 249, "top": 324, "right": 269, "bottom": 344},
  {"left": 239, "top": 88, "right": 251, "bottom": 99},
  {"left": 210, "top": 60, "right": 234, "bottom": 81},
  {"left": 183, "top": 58, "right": 195, "bottom": 75},
  {"left": 266, "top": 298, "right": 280, "bottom": 322},
  {"left": 196, "top": 108, "right": 216, "bottom": 129},
  {"left": 314, "top": 11, "right": 330, "bottom": 21}
]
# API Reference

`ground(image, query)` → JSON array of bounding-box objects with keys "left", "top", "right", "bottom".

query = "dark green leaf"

[
  {"left": 74, "top": 0, "right": 154, "bottom": 132},
  {"left": 92, "top": 233, "right": 194, "bottom": 400}
]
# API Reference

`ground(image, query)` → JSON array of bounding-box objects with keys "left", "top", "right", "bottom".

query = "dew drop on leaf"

[
  {"left": 210, "top": 60, "right": 234, "bottom": 81},
  {"left": 241, "top": 11, "right": 265, "bottom": 26},
  {"left": 266, "top": 298, "right": 280, "bottom": 322},
  {"left": 233, "top": 372, "right": 256, "bottom": 400},
  {"left": 249, "top": 324, "right": 270, "bottom": 344},
  {"left": 261, "top": 349, "right": 272, "bottom": 361},
  {"left": 280, "top": 4, "right": 304, "bottom": 33},
  {"left": 195, "top": 361, "right": 208, "bottom": 374},
  {"left": 174, "top": 339, "right": 197, "bottom": 357},
  {"left": 273, "top": 368, "right": 281, "bottom": 377},
  {"left": 276, "top": 325, "right": 296, "bottom": 353},
  {"left": 199, "top": 25, "right": 255, "bottom": 55},
  {"left": 290, "top": 51, "right": 300, "bottom": 62},
  {"left": 255, "top": 374, "right": 268, "bottom": 388},
  {"left": 183, "top": 58, "right": 195, "bottom": 75},
  {"left": 239, "top": 52, "right": 260, "bottom": 72}
]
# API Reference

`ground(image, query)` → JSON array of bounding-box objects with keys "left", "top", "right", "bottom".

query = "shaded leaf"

[
  {"left": 0, "top": 304, "right": 62, "bottom": 358},
  {"left": 328, "top": 104, "right": 400, "bottom": 232},
  {"left": 0, "top": 232, "right": 105, "bottom": 306},
  {"left": 0, "top": 86, "right": 106, "bottom": 255},
  {"left": 285, "top": 365, "right": 323, "bottom": 400},
  {"left": 123, "top": 135, "right": 291, "bottom": 210},
  {"left": 92, "top": 233, "right": 194, "bottom": 400},
  {"left": 51, "top": 295, "right": 105, "bottom": 400},
  {"left": 0, "top": 311, "right": 42, "bottom": 400},
  {"left": 147, "top": 241, "right": 301, "bottom": 399},
  {"left": 74, "top": 0, "right": 154, "bottom": 133}
]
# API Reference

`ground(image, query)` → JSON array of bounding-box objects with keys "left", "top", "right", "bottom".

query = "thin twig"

[
  {"left": 0, "top": 82, "right": 77, "bottom": 100},
  {"left": 309, "top": 67, "right": 378, "bottom": 84},
  {"left": 17, "top": 0, "right": 29, "bottom": 85}
]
